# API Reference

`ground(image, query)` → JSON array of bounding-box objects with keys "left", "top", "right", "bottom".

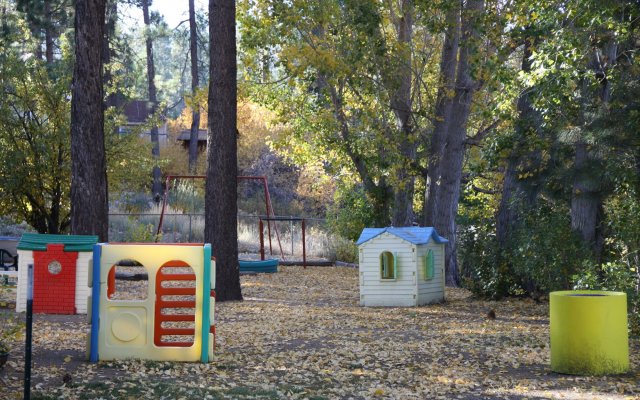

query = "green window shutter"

[
  {"left": 425, "top": 249, "right": 435, "bottom": 280},
  {"left": 393, "top": 252, "right": 398, "bottom": 279}
]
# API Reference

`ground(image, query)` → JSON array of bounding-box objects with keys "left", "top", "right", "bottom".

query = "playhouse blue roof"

[{"left": 356, "top": 227, "right": 448, "bottom": 246}]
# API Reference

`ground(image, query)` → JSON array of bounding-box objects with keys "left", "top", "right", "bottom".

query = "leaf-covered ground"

[{"left": 1, "top": 266, "right": 639, "bottom": 399}]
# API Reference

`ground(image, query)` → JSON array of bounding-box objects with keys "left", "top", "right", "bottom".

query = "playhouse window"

[
  {"left": 47, "top": 260, "right": 62, "bottom": 275},
  {"left": 424, "top": 249, "right": 435, "bottom": 280},
  {"left": 107, "top": 260, "right": 149, "bottom": 301},
  {"left": 380, "top": 251, "right": 396, "bottom": 280}
]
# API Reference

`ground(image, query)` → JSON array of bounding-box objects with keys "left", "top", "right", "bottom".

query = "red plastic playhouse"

[{"left": 15, "top": 234, "right": 98, "bottom": 314}]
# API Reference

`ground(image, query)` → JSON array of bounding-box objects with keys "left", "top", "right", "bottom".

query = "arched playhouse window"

[{"left": 380, "top": 251, "right": 396, "bottom": 280}]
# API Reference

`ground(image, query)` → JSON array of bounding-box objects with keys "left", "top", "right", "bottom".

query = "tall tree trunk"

[
  {"left": 433, "top": 0, "right": 484, "bottom": 286},
  {"left": 206, "top": 0, "right": 242, "bottom": 301},
  {"left": 142, "top": 0, "right": 162, "bottom": 200},
  {"left": 103, "top": 0, "right": 118, "bottom": 110},
  {"left": 44, "top": 0, "right": 54, "bottom": 63},
  {"left": 390, "top": 0, "right": 416, "bottom": 227},
  {"left": 188, "top": 0, "right": 200, "bottom": 173},
  {"left": 423, "top": 2, "right": 460, "bottom": 227},
  {"left": 496, "top": 36, "right": 542, "bottom": 248},
  {"left": 71, "top": 0, "right": 108, "bottom": 241},
  {"left": 570, "top": 40, "right": 616, "bottom": 259}
]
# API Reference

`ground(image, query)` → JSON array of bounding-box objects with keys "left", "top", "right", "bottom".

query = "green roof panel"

[{"left": 17, "top": 233, "right": 99, "bottom": 252}]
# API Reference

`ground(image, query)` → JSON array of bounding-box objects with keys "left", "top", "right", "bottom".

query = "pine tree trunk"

[
  {"left": 44, "top": 0, "right": 54, "bottom": 63},
  {"left": 70, "top": 0, "right": 108, "bottom": 241},
  {"left": 423, "top": 3, "right": 460, "bottom": 227},
  {"left": 142, "top": 0, "right": 162, "bottom": 200},
  {"left": 206, "top": 0, "right": 242, "bottom": 302},
  {"left": 103, "top": 0, "right": 119, "bottom": 110},
  {"left": 188, "top": 0, "right": 200, "bottom": 173},
  {"left": 433, "top": 0, "right": 484, "bottom": 286}
]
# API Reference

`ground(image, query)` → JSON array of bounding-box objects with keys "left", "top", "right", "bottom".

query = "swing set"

[{"left": 155, "top": 175, "right": 310, "bottom": 266}]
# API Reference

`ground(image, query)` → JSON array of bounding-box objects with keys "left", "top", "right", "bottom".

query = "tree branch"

[{"left": 465, "top": 119, "right": 501, "bottom": 146}]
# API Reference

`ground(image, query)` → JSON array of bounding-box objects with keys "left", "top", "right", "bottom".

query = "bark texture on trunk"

[
  {"left": 433, "top": 0, "right": 484, "bottom": 287},
  {"left": 570, "top": 141, "right": 601, "bottom": 245},
  {"left": 70, "top": 0, "right": 108, "bottom": 241},
  {"left": 44, "top": 0, "right": 53, "bottom": 63},
  {"left": 423, "top": 2, "right": 460, "bottom": 227},
  {"left": 496, "top": 37, "right": 542, "bottom": 248},
  {"left": 206, "top": 0, "right": 242, "bottom": 301},
  {"left": 142, "top": 0, "right": 162, "bottom": 199},
  {"left": 570, "top": 40, "right": 616, "bottom": 258},
  {"left": 389, "top": 0, "right": 416, "bottom": 227},
  {"left": 188, "top": 0, "right": 200, "bottom": 173}
]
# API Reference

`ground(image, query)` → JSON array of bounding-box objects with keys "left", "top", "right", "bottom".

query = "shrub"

[
  {"left": 460, "top": 202, "right": 592, "bottom": 299},
  {"left": 331, "top": 236, "right": 358, "bottom": 263},
  {"left": 326, "top": 185, "right": 377, "bottom": 241}
]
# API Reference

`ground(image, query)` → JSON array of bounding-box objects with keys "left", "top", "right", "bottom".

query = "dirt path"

[{"left": 1, "top": 266, "right": 638, "bottom": 399}]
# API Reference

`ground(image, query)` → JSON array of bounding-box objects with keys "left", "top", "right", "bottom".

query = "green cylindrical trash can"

[{"left": 550, "top": 290, "right": 629, "bottom": 375}]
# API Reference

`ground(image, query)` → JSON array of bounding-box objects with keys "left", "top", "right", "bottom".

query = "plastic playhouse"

[
  {"left": 88, "top": 243, "right": 215, "bottom": 363},
  {"left": 15, "top": 234, "right": 98, "bottom": 314},
  {"left": 356, "top": 227, "right": 448, "bottom": 307}
]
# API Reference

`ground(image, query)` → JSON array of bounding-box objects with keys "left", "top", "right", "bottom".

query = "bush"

[
  {"left": 326, "top": 185, "right": 377, "bottom": 241},
  {"left": 330, "top": 236, "right": 358, "bottom": 263},
  {"left": 114, "top": 192, "right": 153, "bottom": 213},
  {"left": 460, "top": 202, "right": 592, "bottom": 299},
  {"left": 168, "top": 179, "right": 205, "bottom": 214}
]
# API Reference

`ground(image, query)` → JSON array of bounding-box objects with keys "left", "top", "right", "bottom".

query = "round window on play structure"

[
  {"left": 47, "top": 260, "right": 62, "bottom": 275},
  {"left": 107, "top": 259, "right": 149, "bottom": 301}
]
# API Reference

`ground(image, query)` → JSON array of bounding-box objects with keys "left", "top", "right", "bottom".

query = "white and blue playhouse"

[{"left": 356, "top": 227, "right": 448, "bottom": 307}]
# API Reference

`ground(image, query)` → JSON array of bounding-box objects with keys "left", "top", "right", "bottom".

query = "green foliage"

[
  {"left": 0, "top": 8, "right": 156, "bottom": 234},
  {"left": 238, "top": 0, "right": 449, "bottom": 225},
  {"left": 126, "top": 220, "right": 161, "bottom": 243},
  {"left": 326, "top": 185, "right": 377, "bottom": 241},
  {"left": 104, "top": 107, "right": 157, "bottom": 195},
  {"left": 168, "top": 179, "right": 205, "bottom": 214},
  {"left": 0, "top": 54, "right": 72, "bottom": 233},
  {"left": 460, "top": 201, "right": 592, "bottom": 299},
  {"left": 330, "top": 236, "right": 358, "bottom": 263},
  {"left": 114, "top": 192, "right": 153, "bottom": 214},
  {"left": 508, "top": 205, "right": 592, "bottom": 294},
  {"left": 459, "top": 221, "right": 517, "bottom": 299}
]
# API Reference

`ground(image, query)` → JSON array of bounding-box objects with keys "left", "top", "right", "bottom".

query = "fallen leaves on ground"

[{"left": 0, "top": 266, "right": 639, "bottom": 399}]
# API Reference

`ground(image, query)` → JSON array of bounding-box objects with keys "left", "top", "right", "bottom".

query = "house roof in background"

[
  {"left": 123, "top": 100, "right": 152, "bottom": 123},
  {"left": 176, "top": 129, "right": 208, "bottom": 142},
  {"left": 356, "top": 227, "right": 448, "bottom": 246}
]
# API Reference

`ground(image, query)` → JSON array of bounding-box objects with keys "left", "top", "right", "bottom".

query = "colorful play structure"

[
  {"left": 357, "top": 227, "right": 447, "bottom": 307},
  {"left": 15, "top": 234, "right": 98, "bottom": 314},
  {"left": 12, "top": 234, "right": 216, "bottom": 362},
  {"left": 88, "top": 243, "right": 215, "bottom": 362}
]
